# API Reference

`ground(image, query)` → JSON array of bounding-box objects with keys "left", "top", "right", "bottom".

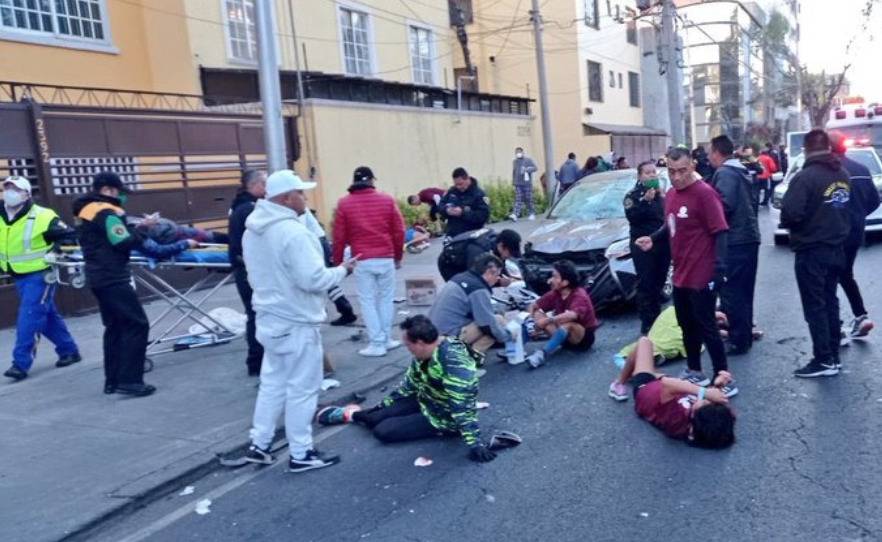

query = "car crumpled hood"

[{"left": 526, "top": 218, "right": 630, "bottom": 254}]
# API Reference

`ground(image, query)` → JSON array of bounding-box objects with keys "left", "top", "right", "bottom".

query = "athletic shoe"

[
  {"left": 289, "top": 449, "right": 340, "bottom": 473},
  {"left": 608, "top": 381, "right": 628, "bottom": 402},
  {"left": 329, "top": 313, "right": 357, "bottom": 326},
  {"left": 793, "top": 359, "right": 839, "bottom": 378},
  {"left": 3, "top": 365, "right": 26, "bottom": 381},
  {"left": 358, "top": 345, "right": 387, "bottom": 357},
  {"left": 508, "top": 213, "right": 518, "bottom": 222},
  {"left": 115, "top": 383, "right": 157, "bottom": 397},
  {"left": 316, "top": 404, "right": 361, "bottom": 426},
  {"left": 526, "top": 350, "right": 546, "bottom": 369},
  {"left": 527, "top": 214, "right": 536, "bottom": 221},
  {"left": 678, "top": 369, "right": 710, "bottom": 387},
  {"left": 55, "top": 353, "right": 82, "bottom": 368},
  {"left": 849, "top": 315, "right": 874, "bottom": 338},
  {"left": 720, "top": 380, "right": 739, "bottom": 398},
  {"left": 834, "top": 359, "right": 843, "bottom": 370},
  {"left": 385, "top": 339, "right": 402, "bottom": 351},
  {"left": 244, "top": 444, "right": 274, "bottom": 465}
]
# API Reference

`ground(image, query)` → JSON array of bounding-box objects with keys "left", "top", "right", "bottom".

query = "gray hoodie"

[{"left": 512, "top": 155, "right": 538, "bottom": 185}]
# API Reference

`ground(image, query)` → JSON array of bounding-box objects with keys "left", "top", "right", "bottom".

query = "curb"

[{"left": 56, "top": 355, "right": 410, "bottom": 542}]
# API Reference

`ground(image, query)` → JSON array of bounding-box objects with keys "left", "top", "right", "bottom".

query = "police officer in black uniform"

[
  {"left": 624, "top": 160, "right": 671, "bottom": 334},
  {"left": 438, "top": 167, "right": 490, "bottom": 238}
]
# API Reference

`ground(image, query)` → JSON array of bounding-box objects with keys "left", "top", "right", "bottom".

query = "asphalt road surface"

[{"left": 92, "top": 216, "right": 882, "bottom": 542}]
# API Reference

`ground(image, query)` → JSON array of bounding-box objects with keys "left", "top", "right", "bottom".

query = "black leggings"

[{"left": 353, "top": 397, "right": 447, "bottom": 443}]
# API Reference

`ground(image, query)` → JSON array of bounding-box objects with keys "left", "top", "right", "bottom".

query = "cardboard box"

[{"left": 405, "top": 278, "right": 437, "bottom": 306}]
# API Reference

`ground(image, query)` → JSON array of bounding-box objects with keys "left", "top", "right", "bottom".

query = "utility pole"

[
  {"left": 660, "top": 0, "right": 684, "bottom": 143},
  {"left": 791, "top": 0, "right": 803, "bottom": 130},
  {"left": 529, "top": 0, "right": 557, "bottom": 202},
  {"left": 286, "top": 0, "right": 314, "bottom": 176},
  {"left": 255, "top": 0, "right": 287, "bottom": 172}
]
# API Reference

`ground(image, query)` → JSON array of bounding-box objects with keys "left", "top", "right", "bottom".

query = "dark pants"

[
  {"left": 766, "top": 180, "right": 781, "bottom": 205},
  {"left": 234, "top": 267, "right": 263, "bottom": 373},
  {"left": 839, "top": 244, "right": 867, "bottom": 318},
  {"left": 352, "top": 397, "right": 446, "bottom": 443},
  {"left": 750, "top": 183, "right": 762, "bottom": 215},
  {"left": 631, "top": 240, "right": 671, "bottom": 334},
  {"left": 757, "top": 179, "right": 773, "bottom": 206},
  {"left": 672, "top": 286, "right": 727, "bottom": 375},
  {"left": 92, "top": 282, "right": 149, "bottom": 387},
  {"left": 719, "top": 243, "right": 759, "bottom": 350},
  {"left": 795, "top": 246, "right": 844, "bottom": 363}
]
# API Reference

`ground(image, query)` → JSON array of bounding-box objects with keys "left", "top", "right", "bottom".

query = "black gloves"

[
  {"left": 469, "top": 443, "right": 497, "bottom": 463},
  {"left": 710, "top": 263, "right": 727, "bottom": 293}
]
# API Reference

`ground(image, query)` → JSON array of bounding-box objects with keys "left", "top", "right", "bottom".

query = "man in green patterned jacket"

[{"left": 317, "top": 314, "right": 496, "bottom": 462}]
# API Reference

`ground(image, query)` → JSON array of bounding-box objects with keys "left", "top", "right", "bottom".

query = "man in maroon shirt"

[
  {"left": 525, "top": 260, "right": 598, "bottom": 368},
  {"left": 333, "top": 166, "right": 406, "bottom": 357},
  {"left": 636, "top": 147, "right": 737, "bottom": 397},
  {"left": 407, "top": 187, "right": 446, "bottom": 222},
  {"left": 607, "top": 337, "right": 736, "bottom": 449}
]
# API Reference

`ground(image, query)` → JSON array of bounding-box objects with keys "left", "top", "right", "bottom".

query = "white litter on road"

[
  {"left": 178, "top": 486, "right": 195, "bottom": 496},
  {"left": 413, "top": 457, "right": 433, "bottom": 467},
  {"left": 321, "top": 378, "right": 341, "bottom": 391},
  {"left": 397, "top": 310, "right": 411, "bottom": 316},
  {"left": 476, "top": 401, "right": 490, "bottom": 410},
  {"left": 195, "top": 499, "right": 212, "bottom": 515},
  {"left": 639, "top": 512, "right": 649, "bottom": 518},
  {"left": 485, "top": 494, "right": 496, "bottom": 503}
]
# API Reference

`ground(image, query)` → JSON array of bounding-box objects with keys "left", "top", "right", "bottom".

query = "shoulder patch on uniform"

[
  {"left": 105, "top": 215, "right": 131, "bottom": 245},
  {"left": 623, "top": 197, "right": 634, "bottom": 209}
]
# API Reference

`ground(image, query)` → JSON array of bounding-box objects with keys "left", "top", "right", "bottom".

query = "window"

[
  {"left": 409, "top": 25, "right": 434, "bottom": 85},
  {"left": 0, "top": 0, "right": 109, "bottom": 45},
  {"left": 339, "top": 7, "right": 372, "bottom": 75},
  {"left": 223, "top": 0, "right": 256, "bottom": 62},
  {"left": 618, "top": 72, "right": 623, "bottom": 88},
  {"left": 628, "top": 71, "right": 640, "bottom": 107},
  {"left": 588, "top": 61, "right": 603, "bottom": 102},
  {"left": 626, "top": 20, "right": 637, "bottom": 44},
  {"left": 608, "top": 70, "right": 615, "bottom": 87},
  {"left": 584, "top": 0, "right": 598, "bottom": 28}
]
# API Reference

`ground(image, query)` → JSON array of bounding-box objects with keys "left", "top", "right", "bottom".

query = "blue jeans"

[{"left": 13, "top": 271, "right": 79, "bottom": 372}]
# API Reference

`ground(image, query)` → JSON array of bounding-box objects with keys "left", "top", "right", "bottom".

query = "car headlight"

[{"left": 604, "top": 238, "right": 632, "bottom": 261}]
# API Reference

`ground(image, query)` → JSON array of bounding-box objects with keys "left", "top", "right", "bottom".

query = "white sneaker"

[
  {"left": 508, "top": 213, "right": 518, "bottom": 222},
  {"left": 385, "top": 339, "right": 402, "bottom": 350},
  {"left": 527, "top": 214, "right": 536, "bottom": 221},
  {"left": 358, "top": 345, "right": 387, "bottom": 357}
]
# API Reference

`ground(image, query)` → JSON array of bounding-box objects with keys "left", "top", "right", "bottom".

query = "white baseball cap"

[
  {"left": 3, "top": 176, "right": 32, "bottom": 194},
  {"left": 265, "top": 170, "right": 316, "bottom": 199}
]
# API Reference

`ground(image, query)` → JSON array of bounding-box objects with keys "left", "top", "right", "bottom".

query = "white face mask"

[
  {"left": 516, "top": 152, "right": 524, "bottom": 159},
  {"left": 3, "top": 189, "right": 26, "bottom": 208}
]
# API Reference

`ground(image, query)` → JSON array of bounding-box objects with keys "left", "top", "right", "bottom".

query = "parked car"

[
  {"left": 512, "top": 169, "right": 671, "bottom": 311},
  {"left": 772, "top": 147, "right": 882, "bottom": 244}
]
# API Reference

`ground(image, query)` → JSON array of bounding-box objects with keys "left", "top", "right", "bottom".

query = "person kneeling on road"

[
  {"left": 428, "top": 254, "right": 511, "bottom": 353},
  {"left": 608, "top": 337, "right": 736, "bottom": 449},
  {"left": 524, "top": 260, "right": 598, "bottom": 369},
  {"left": 317, "top": 315, "right": 497, "bottom": 463}
]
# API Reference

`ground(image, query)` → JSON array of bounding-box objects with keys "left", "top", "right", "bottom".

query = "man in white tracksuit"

[{"left": 242, "top": 169, "right": 357, "bottom": 473}]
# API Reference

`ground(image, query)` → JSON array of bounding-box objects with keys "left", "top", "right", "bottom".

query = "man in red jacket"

[
  {"left": 757, "top": 149, "right": 778, "bottom": 207},
  {"left": 333, "top": 166, "right": 406, "bottom": 357}
]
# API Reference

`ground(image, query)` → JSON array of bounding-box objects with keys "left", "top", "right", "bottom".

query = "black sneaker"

[
  {"left": 720, "top": 380, "right": 739, "bottom": 398},
  {"left": 3, "top": 365, "right": 27, "bottom": 381},
  {"left": 793, "top": 360, "right": 839, "bottom": 378},
  {"left": 115, "top": 383, "right": 157, "bottom": 397},
  {"left": 244, "top": 444, "right": 274, "bottom": 465},
  {"left": 56, "top": 353, "right": 82, "bottom": 368},
  {"left": 678, "top": 369, "right": 710, "bottom": 387},
  {"left": 288, "top": 449, "right": 340, "bottom": 473},
  {"left": 330, "top": 313, "right": 357, "bottom": 326}
]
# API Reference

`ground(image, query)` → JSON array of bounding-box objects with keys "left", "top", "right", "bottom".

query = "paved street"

[{"left": 76, "top": 213, "right": 882, "bottom": 542}]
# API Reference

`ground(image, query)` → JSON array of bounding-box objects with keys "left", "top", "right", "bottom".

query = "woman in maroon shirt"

[{"left": 608, "top": 337, "right": 736, "bottom": 449}]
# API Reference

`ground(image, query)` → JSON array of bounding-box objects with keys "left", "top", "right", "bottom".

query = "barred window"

[
  {"left": 224, "top": 0, "right": 257, "bottom": 62},
  {"left": 0, "top": 0, "right": 107, "bottom": 42}
]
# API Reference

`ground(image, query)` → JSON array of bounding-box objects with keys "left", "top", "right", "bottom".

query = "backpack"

[{"left": 439, "top": 228, "right": 496, "bottom": 271}]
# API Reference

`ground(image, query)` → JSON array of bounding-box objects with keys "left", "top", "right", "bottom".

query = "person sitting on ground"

[
  {"left": 316, "top": 315, "right": 496, "bottom": 463},
  {"left": 429, "top": 254, "right": 511, "bottom": 353},
  {"left": 524, "top": 260, "right": 599, "bottom": 368},
  {"left": 608, "top": 337, "right": 736, "bottom": 449},
  {"left": 407, "top": 187, "right": 447, "bottom": 223},
  {"left": 437, "top": 227, "right": 521, "bottom": 282}
]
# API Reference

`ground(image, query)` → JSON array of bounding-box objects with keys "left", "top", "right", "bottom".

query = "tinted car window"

[{"left": 548, "top": 172, "right": 638, "bottom": 221}]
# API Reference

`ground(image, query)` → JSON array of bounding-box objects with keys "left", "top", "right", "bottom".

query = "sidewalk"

[{"left": 0, "top": 220, "right": 534, "bottom": 542}]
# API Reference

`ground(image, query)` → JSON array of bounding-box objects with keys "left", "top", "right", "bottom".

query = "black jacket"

[
  {"left": 709, "top": 162, "right": 760, "bottom": 246},
  {"left": 781, "top": 153, "right": 851, "bottom": 252},
  {"left": 841, "top": 155, "right": 881, "bottom": 247},
  {"left": 623, "top": 182, "right": 666, "bottom": 241},
  {"left": 1, "top": 200, "right": 75, "bottom": 277},
  {"left": 228, "top": 190, "right": 258, "bottom": 270},
  {"left": 73, "top": 193, "right": 189, "bottom": 288},
  {"left": 438, "top": 178, "right": 490, "bottom": 237}
]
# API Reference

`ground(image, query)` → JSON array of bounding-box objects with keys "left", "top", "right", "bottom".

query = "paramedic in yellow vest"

[{"left": 1, "top": 176, "right": 81, "bottom": 381}]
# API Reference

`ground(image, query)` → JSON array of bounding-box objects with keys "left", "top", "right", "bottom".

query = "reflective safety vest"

[{"left": 0, "top": 204, "right": 57, "bottom": 274}]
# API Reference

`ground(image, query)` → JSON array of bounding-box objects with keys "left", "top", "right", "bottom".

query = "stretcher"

[{"left": 44, "top": 244, "right": 241, "bottom": 361}]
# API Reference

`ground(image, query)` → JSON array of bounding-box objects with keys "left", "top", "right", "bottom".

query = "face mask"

[
  {"left": 3, "top": 189, "right": 25, "bottom": 208},
  {"left": 516, "top": 152, "right": 523, "bottom": 159},
  {"left": 644, "top": 178, "right": 660, "bottom": 190},
  {"left": 118, "top": 193, "right": 128, "bottom": 205}
]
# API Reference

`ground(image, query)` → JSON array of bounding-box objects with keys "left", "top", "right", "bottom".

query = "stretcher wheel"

[
  {"left": 144, "top": 357, "right": 154, "bottom": 373},
  {"left": 43, "top": 269, "right": 58, "bottom": 284},
  {"left": 71, "top": 274, "right": 86, "bottom": 289}
]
